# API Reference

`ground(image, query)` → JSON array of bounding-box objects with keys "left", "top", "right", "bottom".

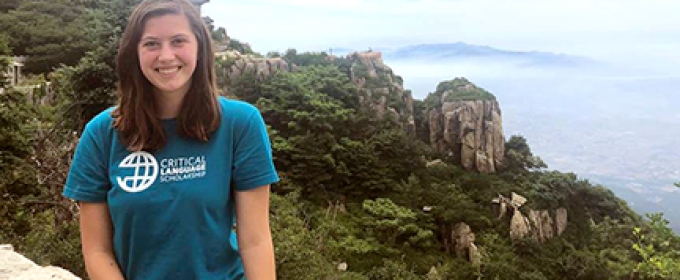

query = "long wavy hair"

[{"left": 112, "top": 0, "right": 220, "bottom": 152}]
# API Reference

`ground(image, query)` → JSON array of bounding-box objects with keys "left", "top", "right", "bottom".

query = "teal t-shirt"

[{"left": 63, "top": 97, "right": 279, "bottom": 280}]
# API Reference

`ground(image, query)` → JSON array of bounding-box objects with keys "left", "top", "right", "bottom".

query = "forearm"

[
  {"left": 235, "top": 186, "right": 276, "bottom": 279},
  {"left": 78, "top": 202, "right": 123, "bottom": 280},
  {"left": 84, "top": 250, "right": 125, "bottom": 280},
  {"left": 239, "top": 232, "right": 276, "bottom": 280}
]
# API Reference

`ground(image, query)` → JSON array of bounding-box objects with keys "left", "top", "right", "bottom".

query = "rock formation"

[
  {"left": 426, "top": 78, "right": 504, "bottom": 173},
  {"left": 0, "top": 244, "right": 80, "bottom": 280},
  {"left": 493, "top": 192, "right": 531, "bottom": 239},
  {"left": 510, "top": 209, "right": 532, "bottom": 240},
  {"left": 346, "top": 51, "right": 416, "bottom": 135},
  {"left": 215, "top": 50, "right": 294, "bottom": 95},
  {"left": 451, "top": 222, "right": 481, "bottom": 268},
  {"left": 492, "top": 193, "right": 568, "bottom": 242},
  {"left": 529, "top": 209, "right": 555, "bottom": 242},
  {"left": 555, "top": 207, "right": 568, "bottom": 235}
]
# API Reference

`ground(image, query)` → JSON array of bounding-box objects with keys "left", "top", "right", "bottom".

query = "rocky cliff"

[
  {"left": 346, "top": 51, "right": 416, "bottom": 134},
  {"left": 425, "top": 78, "right": 504, "bottom": 173}
]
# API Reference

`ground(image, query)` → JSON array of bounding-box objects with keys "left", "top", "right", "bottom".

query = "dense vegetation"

[
  {"left": 2, "top": 1, "right": 679, "bottom": 279},
  {"left": 423, "top": 77, "right": 496, "bottom": 110}
]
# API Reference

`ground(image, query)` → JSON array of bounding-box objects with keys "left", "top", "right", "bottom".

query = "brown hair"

[{"left": 112, "top": 0, "right": 220, "bottom": 152}]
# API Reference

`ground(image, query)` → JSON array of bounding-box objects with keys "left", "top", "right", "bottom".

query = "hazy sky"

[{"left": 203, "top": 0, "right": 680, "bottom": 66}]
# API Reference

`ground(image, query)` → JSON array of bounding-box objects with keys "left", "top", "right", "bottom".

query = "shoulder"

[
  {"left": 216, "top": 97, "right": 269, "bottom": 138},
  {"left": 81, "top": 107, "right": 116, "bottom": 145},
  {"left": 218, "top": 96, "right": 261, "bottom": 120},
  {"left": 73, "top": 107, "right": 117, "bottom": 157},
  {"left": 82, "top": 107, "right": 116, "bottom": 137}
]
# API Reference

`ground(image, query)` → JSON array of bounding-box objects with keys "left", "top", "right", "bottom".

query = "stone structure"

[
  {"left": 426, "top": 78, "right": 504, "bottom": 173},
  {"left": 492, "top": 193, "right": 568, "bottom": 242},
  {"left": 0, "top": 244, "right": 80, "bottom": 280},
  {"left": 4, "top": 56, "right": 24, "bottom": 86}
]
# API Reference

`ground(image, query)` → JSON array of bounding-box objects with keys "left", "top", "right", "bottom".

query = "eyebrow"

[{"left": 140, "top": 34, "right": 192, "bottom": 42}]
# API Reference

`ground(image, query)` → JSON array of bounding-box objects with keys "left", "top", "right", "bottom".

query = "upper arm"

[
  {"left": 231, "top": 106, "right": 279, "bottom": 192},
  {"left": 79, "top": 202, "right": 114, "bottom": 254},
  {"left": 63, "top": 114, "right": 112, "bottom": 202}
]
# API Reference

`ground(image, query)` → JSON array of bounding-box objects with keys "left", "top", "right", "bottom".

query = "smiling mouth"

[{"left": 156, "top": 66, "right": 181, "bottom": 74}]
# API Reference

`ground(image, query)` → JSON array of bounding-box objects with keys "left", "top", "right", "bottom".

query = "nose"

[{"left": 158, "top": 42, "right": 175, "bottom": 62}]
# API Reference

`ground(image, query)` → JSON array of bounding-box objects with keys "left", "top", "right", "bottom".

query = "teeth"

[{"left": 158, "top": 67, "right": 180, "bottom": 74}]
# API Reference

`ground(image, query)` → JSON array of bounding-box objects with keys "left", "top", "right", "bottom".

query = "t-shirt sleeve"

[
  {"left": 232, "top": 108, "right": 279, "bottom": 191},
  {"left": 62, "top": 120, "right": 111, "bottom": 202}
]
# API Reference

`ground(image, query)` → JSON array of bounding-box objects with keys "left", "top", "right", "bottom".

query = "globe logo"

[{"left": 116, "top": 151, "right": 159, "bottom": 193}]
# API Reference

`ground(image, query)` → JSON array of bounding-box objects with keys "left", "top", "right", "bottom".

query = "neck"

[{"left": 155, "top": 89, "right": 187, "bottom": 119}]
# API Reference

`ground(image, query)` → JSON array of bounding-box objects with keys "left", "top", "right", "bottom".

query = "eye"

[
  {"left": 142, "top": 41, "right": 160, "bottom": 48},
  {"left": 171, "top": 38, "right": 188, "bottom": 46}
]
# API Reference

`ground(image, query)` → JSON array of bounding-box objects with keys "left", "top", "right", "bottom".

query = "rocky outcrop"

[
  {"left": 426, "top": 78, "right": 504, "bottom": 173},
  {"left": 493, "top": 192, "right": 531, "bottom": 239},
  {"left": 451, "top": 222, "right": 481, "bottom": 268},
  {"left": 215, "top": 50, "right": 294, "bottom": 86},
  {"left": 555, "top": 207, "right": 568, "bottom": 236},
  {"left": 347, "top": 51, "right": 416, "bottom": 135},
  {"left": 492, "top": 193, "right": 568, "bottom": 242},
  {"left": 510, "top": 209, "right": 531, "bottom": 240},
  {"left": 530, "top": 207, "right": 568, "bottom": 242},
  {"left": 529, "top": 210, "right": 555, "bottom": 242},
  {"left": 0, "top": 244, "right": 80, "bottom": 280}
]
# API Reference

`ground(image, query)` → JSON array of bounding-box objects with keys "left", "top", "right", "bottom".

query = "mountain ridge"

[{"left": 326, "top": 42, "right": 599, "bottom": 68}]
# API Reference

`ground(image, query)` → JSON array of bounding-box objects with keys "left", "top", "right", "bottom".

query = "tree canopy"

[{"left": 0, "top": 0, "right": 110, "bottom": 73}]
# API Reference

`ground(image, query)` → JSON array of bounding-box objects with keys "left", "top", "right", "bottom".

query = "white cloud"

[
  {"left": 625, "top": 182, "right": 645, "bottom": 194},
  {"left": 659, "top": 184, "right": 680, "bottom": 193}
]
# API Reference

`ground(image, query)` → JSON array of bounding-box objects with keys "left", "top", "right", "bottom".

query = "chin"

[{"left": 155, "top": 83, "right": 188, "bottom": 95}]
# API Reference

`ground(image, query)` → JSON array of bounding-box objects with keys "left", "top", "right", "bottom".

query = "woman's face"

[{"left": 138, "top": 14, "right": 198, "bottom": 98}]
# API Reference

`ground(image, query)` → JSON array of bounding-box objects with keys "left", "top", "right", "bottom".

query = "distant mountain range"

[{"left": 329, "top": 42, "right": 599, "bottom": 68}]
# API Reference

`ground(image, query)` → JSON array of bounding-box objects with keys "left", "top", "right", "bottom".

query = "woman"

[{"left": 62, "top": 0, "right": 278, "bottom": 279}]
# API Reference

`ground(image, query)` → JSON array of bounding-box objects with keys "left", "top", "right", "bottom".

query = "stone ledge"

[{"left": 0, "top": 244, "right": 80, "bottom": 280}]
